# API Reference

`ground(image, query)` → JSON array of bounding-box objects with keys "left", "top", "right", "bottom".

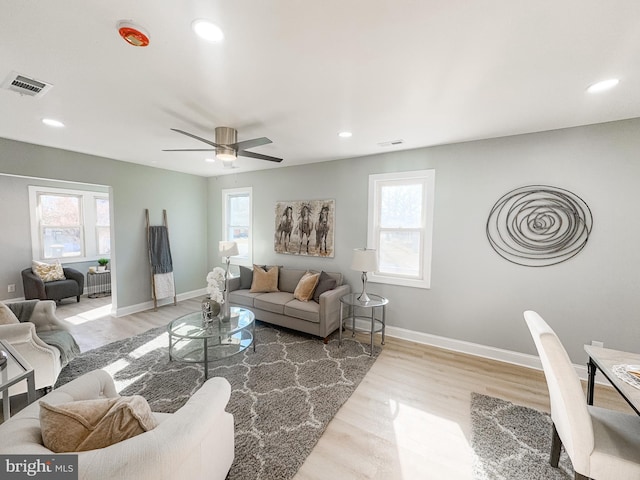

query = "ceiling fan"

[{"left": 163, "top": 127, "right": 283, "bottom": 163}]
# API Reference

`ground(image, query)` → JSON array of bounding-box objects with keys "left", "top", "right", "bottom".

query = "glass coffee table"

[{"left": 168, "top": 307, "right": 255, "bottom": 379}]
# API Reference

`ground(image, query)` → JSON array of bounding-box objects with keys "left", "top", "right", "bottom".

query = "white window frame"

[
  {"left": 222, "top": 187, "right": 253, "bottom": 266},
  {"left": 28, "top": 185, "right": 110, "bottom": 263},
  {"left": 367, "top": 169, "right": 435, "bottom": 289}
]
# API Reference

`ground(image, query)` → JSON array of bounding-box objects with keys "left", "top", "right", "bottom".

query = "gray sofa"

[{"left": 228, "top": 267, "right": 350, "bottom": 342}]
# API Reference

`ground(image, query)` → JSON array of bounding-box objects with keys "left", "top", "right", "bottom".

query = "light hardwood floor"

[{"left": 54, "top": 296, "right": 631, "bottom": 480}]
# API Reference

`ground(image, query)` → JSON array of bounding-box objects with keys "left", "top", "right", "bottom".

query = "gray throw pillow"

[
  {"left": 313, "top": 271, "right": 337, "bottom": 303},
  {"left": 239, "top": 266, "right": 253, "bottom": 290}
]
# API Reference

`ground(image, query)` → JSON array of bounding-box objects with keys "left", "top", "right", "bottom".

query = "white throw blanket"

[{"left": 153, "top": 272, "right": 175, "bottom": 299}]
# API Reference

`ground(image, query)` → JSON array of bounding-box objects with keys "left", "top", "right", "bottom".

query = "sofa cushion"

[
  {"left": 278, "top": 268, "right": 307, "bottom": 293},
  {"left": 284, "top": 299, "right": 321, "bottom": 323},
  {"left": 250, "top": 265, "right": 279, "bottom": 293},
  {"left": 294, "top": 272, "right": 320, "bottom": 302},
  {"left": 239, "top": 265, "right": 254, "bottom": 290},
  {"left": 228, "top": 289, "right": 263, "bottom": 308},
  {"left": 313, "top": 271, "right": 338, "bottom": 303},
  {"left": 32, "top": 260, "right": 66, "bottom": 282},
  {"left": 254, "top": 292, "right": 295, "bottom": 314},
  {"left": 0, "top": 302, "right": 19, "bottom": 325},
  {"left": 40, "top": 395, "right": 158, "bottom": 453}
]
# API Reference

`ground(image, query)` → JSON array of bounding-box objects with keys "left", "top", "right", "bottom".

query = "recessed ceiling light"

[
  {"left": 42, "top": 118, "right": 64, "bottom": 128},
  {"left": 205, "top": 157, "right": 215, "bottom": 163},
  {"left": 338, "top": 131, "right": 352, "bottom": 138},
  {"left": 192, "top": 19, "right": 224, "bottom": 42},
  {"left": 587, "top": 78, "right": 619, "bottom": 93}
]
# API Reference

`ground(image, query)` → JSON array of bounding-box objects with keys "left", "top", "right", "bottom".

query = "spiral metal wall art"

[{"left": 486, "top": 185, "right": 593, "bottom": 267}]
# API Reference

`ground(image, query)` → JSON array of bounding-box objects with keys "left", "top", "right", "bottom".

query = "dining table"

[{"left": 584, "top": 344, "right": 640, "bottom": 416}]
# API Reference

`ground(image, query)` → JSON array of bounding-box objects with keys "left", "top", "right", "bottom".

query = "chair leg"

[
  {"left": 550, "top": 423, "right": 562, "bottom": 467},
  {"left": 76, "top": 295, "right": 80, "bottom": 302}
]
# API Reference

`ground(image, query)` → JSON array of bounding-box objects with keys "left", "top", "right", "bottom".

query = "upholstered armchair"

[
  {"left": 0, "top": 369, "right": 235, "bottom": 480},
  {"left": 22, "top": 267, "right": 84, "bottom": 302},
  {"left": 0, "top": 300, "right": 80, "bottom": 395}
]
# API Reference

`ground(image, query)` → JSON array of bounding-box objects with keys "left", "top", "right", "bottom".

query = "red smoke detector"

[{"left": 118, "top": 21, "right": 150, "bottom": 47}]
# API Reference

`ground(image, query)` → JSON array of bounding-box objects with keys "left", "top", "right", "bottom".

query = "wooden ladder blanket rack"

[{"left": 145, "top": 209, "right": 177, "bottom": 310}]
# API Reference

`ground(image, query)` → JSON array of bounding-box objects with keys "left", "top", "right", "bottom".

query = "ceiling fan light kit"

[
  {"left": 215, "top": 126, "right": 237, "bottom": 161},
  {"left": 117, "top": 21, "right": 150, "bottom": 47}
]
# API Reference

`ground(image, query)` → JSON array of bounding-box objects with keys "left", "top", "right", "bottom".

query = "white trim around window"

[
  {"left": 28, "top": 185, "right": 110, "bottom": 262},
  {"left": 367, "top": 169, "right": 435, "bottom": 289},
  {"left": 222, "top": 187, "right": 253, "bottom": 266}
]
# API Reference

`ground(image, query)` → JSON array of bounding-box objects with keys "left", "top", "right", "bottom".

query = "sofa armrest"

[
  {"left": 318, "top": 284, "right": 351, "bottom": 337},
  {"left": 22, "top": 268, "right": 46, "bottom": 300},
  {"left": 0, "top": 322, "right": 50, "bottom": 349},
  {"left": 63, "top": 267, "right": 85, "bottom": 291}
]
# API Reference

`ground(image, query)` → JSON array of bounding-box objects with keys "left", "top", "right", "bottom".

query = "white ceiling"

[{"left": 1, "top": 1, "right": 639, "bottom": 177}]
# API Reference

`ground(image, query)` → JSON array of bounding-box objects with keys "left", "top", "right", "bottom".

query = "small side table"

[
  {"left": 0, "top": 340, "right": 36, "bottom": 420},
  {"left": 339, "top": 293, "right": 388, "bottom": 356},
  {"left": 87, "top": 270, "right": 112, "bottom": 298}
]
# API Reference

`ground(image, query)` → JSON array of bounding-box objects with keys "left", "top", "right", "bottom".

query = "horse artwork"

[
  {"left": 298, "top": 203, "right": 313, "bottom": 254},
  {"left": 275, "top": 205, "right": 294, "bottom": 250},
  {"left": 274, "top": 199, "right": 335, "bottom": 257},
  {"left": 316, "top": 204, "right": 330, "bottom": 255}
]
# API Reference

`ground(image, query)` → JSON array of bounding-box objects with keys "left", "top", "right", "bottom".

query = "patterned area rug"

[
  {"left": 470, "top": 393, "right": 574, "bottom": 479},
  {"left": 57, "top": 321, "right": 379, "bottom": 480}
]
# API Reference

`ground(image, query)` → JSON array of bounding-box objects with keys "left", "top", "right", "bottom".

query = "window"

[
  {"left": 29, "top": 186, "right": 110, "bottom": 262},
  {"left": 222, "top": 187, "right": 252, "bottom": 266},
  {"left": 367, "top": 170, "right": 435, "bottom": 289}
]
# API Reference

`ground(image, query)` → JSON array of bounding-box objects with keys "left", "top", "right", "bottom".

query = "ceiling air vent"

[
  {"left": 1, "top": 71, "right": 53, "bottom": 98},
  {"left": 377, "top": 139, "right": 405, "bottom": 147}
]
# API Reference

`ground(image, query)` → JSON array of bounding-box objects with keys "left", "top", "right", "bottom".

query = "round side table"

[{"left": 339, "top": 293, "right": 388, "bottom": 356}]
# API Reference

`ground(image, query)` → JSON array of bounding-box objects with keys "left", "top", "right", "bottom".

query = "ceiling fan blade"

[
  {"left": 238, "top": 150, "right": 283, "bottom": 163},
  {"left": 230, "top": 137, "right": 272, "bottom": 151},
  {"left": 162, "top": 148, "right": 215, "bottom": 151},
  {"left": 170, "top": 128, "right": 223, "bottom": 148}
]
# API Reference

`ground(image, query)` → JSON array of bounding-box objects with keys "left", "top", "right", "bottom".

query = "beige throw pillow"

[
  {"left": 294, "top": 272, "right": 320, "bottom": 302},
  {"left": 32, "top": 260, "right": 66, "bottom": 282},
  {"left": 40, "top": 395, "right": 158, "bottom": 453},
  {"left": 0, "top": 302, "right": 19, "bottom": 325},
  {"left": 249, "top": 265, "right": 279, "bottom": 293}
]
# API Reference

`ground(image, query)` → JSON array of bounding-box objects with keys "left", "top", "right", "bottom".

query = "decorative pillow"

[
  {"left": 40, "top": 396, "right": 158, "bottom": 453},
  {"left": 249, "top": 265, "right": 279, "bottom": 293},
  {"left": 32, "top": 260, "right": 66, "bottom": 282},
  {"left": 239, "top": 265, "right": 254, "bottom": 289},
  {"left": 294, "top": 272, "right": 320, "bottom": 302},
  {"left": 313, "top": 271, "right": 338, "bottom": 303},
  {"left": 0, "top": 302, "right": 19, "bottom": 325}
]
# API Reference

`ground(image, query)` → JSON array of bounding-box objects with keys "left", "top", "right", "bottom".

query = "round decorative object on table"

[{"left": 201, "top": 297, "right": 221, "bottom": 324}]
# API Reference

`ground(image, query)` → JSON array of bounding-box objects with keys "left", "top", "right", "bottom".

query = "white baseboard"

[
  {"left": 114, "top": 288, "right": 206, "bottom": 317},
  {"left": 384, "top": 324, "right": 610, "bottom": 386}
]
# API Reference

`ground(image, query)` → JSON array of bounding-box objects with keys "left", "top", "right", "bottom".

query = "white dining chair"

[{"left": 524, "top": 310, "right": 640, "bottom": 480}]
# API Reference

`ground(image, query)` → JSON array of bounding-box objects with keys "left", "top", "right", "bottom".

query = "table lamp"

[
  {"left": 219, "top": 241, "right": 239, "bottom": 321},
  {"left": 351, "top": 248, "right": 378, "bottom": 303}
]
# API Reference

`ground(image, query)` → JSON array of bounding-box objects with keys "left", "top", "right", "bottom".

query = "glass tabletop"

[
  {"left": 169, "top": 307, "right": 255, "bottom": 340},
  {"left": 0, "top": 339, "right": 33, "bottom": 388},
  {"left": 340, "top": 292, "right": 388, "bottom": 308}
]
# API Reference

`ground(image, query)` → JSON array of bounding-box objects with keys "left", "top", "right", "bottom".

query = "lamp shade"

[
  {"left": 219, "top": 241, "right": 239, "bottom": 257},
  {"left": 351, "top": 248, "right": 377, "bottom": 272}
]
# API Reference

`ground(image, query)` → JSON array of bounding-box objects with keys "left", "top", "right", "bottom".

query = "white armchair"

[
  {"left": 0, "top": 300, "right": 78, "bottom": 394},
  {"left": 0, "top": 369, "right": 235, "bottom": 480}
]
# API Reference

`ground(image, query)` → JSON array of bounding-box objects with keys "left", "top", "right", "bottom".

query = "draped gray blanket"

[
  {"left": 148, "top": 226, "right": 173, "bottom": 274},
  {"left": 37, "top": 330, "right": 81, "bottom": 367},
  {"left": 7, "top": 300, "right": 38, "bottom": 323}
]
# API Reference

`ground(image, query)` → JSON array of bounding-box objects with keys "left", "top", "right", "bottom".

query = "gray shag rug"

[
  {"left": 470, "top": 393, "right": 574, "bottom": 479},
  {"left": 57, "top": 321, "right": 379, "bottom": 480}
]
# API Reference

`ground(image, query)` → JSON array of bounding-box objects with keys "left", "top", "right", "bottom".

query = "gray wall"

[
  {"left": 0, "top": 138, "right": 208, "bottom": 308},
  {"left": 209, "top": 118, "right": 640, "bottom": 363}
]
